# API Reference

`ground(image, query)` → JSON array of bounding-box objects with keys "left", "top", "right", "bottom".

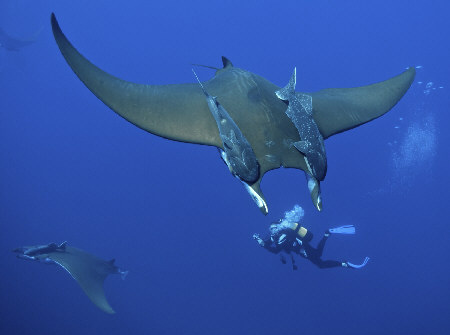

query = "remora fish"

[{"left": 276, "top": 67, "right": 327, "bottom": 182}]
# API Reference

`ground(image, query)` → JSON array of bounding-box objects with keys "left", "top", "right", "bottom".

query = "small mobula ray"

[
  {"left": 13, "top": 242, "right": 128, "bottom": 314},
  {"left": 0, "top": 27, "right": 41, "bottom": 51}
]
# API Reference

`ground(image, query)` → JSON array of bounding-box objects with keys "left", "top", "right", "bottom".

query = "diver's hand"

[
  {"left": 300, "top": 248, "right": 307, "bottom": 258},
  {"left": 253, "top": 233, "right": 264, "bottom": 246}
]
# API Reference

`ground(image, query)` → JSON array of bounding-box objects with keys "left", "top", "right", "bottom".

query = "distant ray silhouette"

[{"left": 0, "top": 27, "right": 41, "bottom": 51}]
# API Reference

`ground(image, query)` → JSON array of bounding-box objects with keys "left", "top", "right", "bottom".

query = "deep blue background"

[{"left": 1, "top": 1, "right": 449, "bottom": 334}]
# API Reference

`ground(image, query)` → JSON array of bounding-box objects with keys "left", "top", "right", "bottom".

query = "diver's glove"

[
  {"left": 300, "top": 248, "right": 307, "bottom": 258},
  {"left": 277, "top": 234, "right": 287, "bottom": 245},
  {"left": 253, "top": 233, "right": 265, "bottom": 247}
]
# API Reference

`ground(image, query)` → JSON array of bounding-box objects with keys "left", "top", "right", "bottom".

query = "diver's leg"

[
  {"left": 290, "top": 253, "right": 297, "bottom": 270},
  {"left": 317, "top": 260, "right": 344, "bottom": 269},
  {"left": 311, "top": 259, "right": 347, "bottom": 269},
  {"left": 307, "top": 249, "right": 343, "bottom": 269},
  {"left": 316, "top": 233, "right": 330, "bottom": 258},
  {"left": 280, "top": 253, "right": 287, "bottom": 264}
]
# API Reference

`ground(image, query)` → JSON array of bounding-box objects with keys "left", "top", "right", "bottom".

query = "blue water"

[{"left": 1, "top": 1, "right": 449, "bottom": 334}]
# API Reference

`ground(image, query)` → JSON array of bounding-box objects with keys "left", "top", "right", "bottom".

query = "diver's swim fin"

[
  {"left": 346, "top": 257, "right": 370, "bottom": 269},
  {"left": 329, "top": 225, "right": 355, "bottom": 234}
]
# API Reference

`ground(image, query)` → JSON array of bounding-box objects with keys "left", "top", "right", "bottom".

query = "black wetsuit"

[
  {"left": 301, "top": 235, "right": 342, "bottom": 269},
  {"left": 261, "top": 228, "right": 342, "bottom": 269}
]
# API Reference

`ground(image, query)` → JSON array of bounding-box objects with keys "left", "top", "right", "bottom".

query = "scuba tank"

[{"left": 291, "top": 223, "right": 313, "bottom": 242}]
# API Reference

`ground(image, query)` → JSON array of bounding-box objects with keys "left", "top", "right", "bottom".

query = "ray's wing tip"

[
  {"left": 105, "top": 307, "right": 116, "bottom": 314},
  {"left": 404, "top": 66, "right": 416, "bottom": 79},
  {"left": 50, "top": 13, "right": 63, "bottom": 38},
  {"left": 396, "top": 66, "right": 416, "bottom": 88},
  {"left": 98, "top": 304, "right": 115, "bottom": 314},
  {"left": 409, "top": 66, "right": 416, "bottom": 81},
  {"left": 50, "top": 12, "right": 57, "bottom": 27},
  {"left": 394, "top": 66, "right": 416, "bottom": 95},
  {"left": 90, "top": 290, "right": 116, "bottom": 314}
]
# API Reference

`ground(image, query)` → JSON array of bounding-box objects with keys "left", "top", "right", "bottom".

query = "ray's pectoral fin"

[
  {"left": 48, "top": 251, "right": 115, "bottom": 313},
  {"left": 192, "top": 69, "right": 260, "bottom": 184},
  {"left": 47, "top": 246, "right": 126, "bottom": 314},
  {"left": 312, "top": 67, "right": 416, "bottom": 138},
  {"left": 52, "top": 13, "right": 266, "bottom": 214},
  {"left": 47, "top": 245, "right": 125, "bottom": 314}
]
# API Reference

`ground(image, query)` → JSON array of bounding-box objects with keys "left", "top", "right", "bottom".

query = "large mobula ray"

[{"left": 50, "top": 13, "right": 415, "bottom": 214}]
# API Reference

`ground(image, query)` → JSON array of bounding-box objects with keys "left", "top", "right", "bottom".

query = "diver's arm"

[
  {"left": 253, "top": 233, "right": 264, "bottom": 245},
  {"left": 253, "top": 234, "right": 280, "bottom": 254},
  {"left": 263, "top": 244, "right": 281, "bottom": 254}
]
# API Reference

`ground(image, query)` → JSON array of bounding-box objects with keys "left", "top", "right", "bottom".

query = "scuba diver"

[{"left": 253, "top": 205, "right": 369, "bottom": 270}]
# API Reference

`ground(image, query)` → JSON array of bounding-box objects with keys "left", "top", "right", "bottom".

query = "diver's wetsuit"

[
  {"left": 300, "top": 234, "right": 342, "bottom": 269},
  {"left": 260, "top": 228, "right": 342, "bottom": 269}
]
